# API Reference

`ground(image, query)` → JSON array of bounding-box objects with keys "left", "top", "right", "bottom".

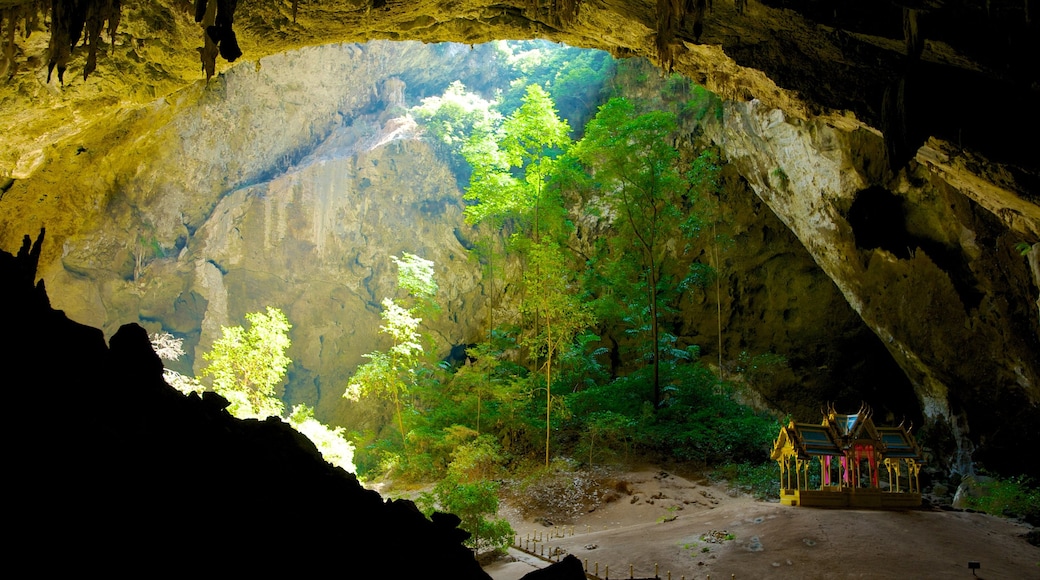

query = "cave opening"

[{"left": 0, "top": 3, "right": 1035, "bottom": 577}]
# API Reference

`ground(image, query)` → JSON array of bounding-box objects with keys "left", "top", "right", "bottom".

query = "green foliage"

[
  {"left": 352, "top": 52, "right": 760, "bottom": 486},
  {"left": 682, "top": 84, "right": 724, "bottom": 124},
  {"left": 565, "top": 362, "right": 777, "bottom": 465},
  {"left": 448, "top": 433, "right": 506, "bottom": 482},
  {"left": 393, "top": 253, "right": 438, "bottom": 304},
  {"left": 961, "top": 474, "right": 1040, "bottom": 523},
  {"left": 201, "top": 307, "right": 292, "bottom": 419},
  {"left": 523, "top": 238, "right": 596, "bottom": 466},
  {"left": 288, "top": 404, "right": 357, "bottom": 473},
  {"left": 712, "top": 462, "right": 780, "bottom": 500},
  {"left": 463, "top": 83, "right": 572, "bottom": 234},
  {"left": 417, "top": 475, "right": 515, "bottom": 554},
  {"left": 412, "top": 80, "right": 502, "bottom": 184},
  {"left": 345, "top": 255, "right": 438, "bottom": 444},
  {"left": 578, "top": 410, "right": 633, "bottom": 467},
  {"left": 570, "top": 97, "right": 716, "bottom": 408},
  {"left": 493, "top": 40, "right": 613, "bottom": 129}
]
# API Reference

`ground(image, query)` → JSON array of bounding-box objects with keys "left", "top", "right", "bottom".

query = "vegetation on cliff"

[{"left": 329, "top": 47, "right": 778, "bottom": 494}]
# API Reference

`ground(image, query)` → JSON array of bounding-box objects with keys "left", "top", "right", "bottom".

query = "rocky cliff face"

[
  {"left": 1, "top": 1, "right": 1037, "bottom": 476},
  {"left": 2, "top": 41, "right": 491, "bottom": 426},
  {"left": 708, "top": 98, "right": 1039, "bottom": 473}
]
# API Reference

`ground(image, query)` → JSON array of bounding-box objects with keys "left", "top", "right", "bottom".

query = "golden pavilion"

[{"left": 770, "top": 404, "right": 924, "bottom": 508}]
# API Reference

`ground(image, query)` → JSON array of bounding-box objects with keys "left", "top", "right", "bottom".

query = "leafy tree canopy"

[{"left": 201, "top": 306, "right": 291, "bottom": 419}]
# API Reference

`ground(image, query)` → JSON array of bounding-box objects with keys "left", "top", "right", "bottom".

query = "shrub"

[
  {"left": 417, "top": 475, "right": 515, "bottom": 554},
  {"left": 962, "top": 474, "right": 1039, "bottom": 524}
]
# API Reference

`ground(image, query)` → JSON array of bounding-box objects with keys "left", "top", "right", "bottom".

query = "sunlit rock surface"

[{"left": 2, "top": 42, "right": 488, "bottom": 427}]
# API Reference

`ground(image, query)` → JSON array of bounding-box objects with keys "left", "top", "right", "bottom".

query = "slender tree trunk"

[
  {"left": 394, "top": 392, "right": 406, "bottom": 444},
  {"left": 391, "top": 349, "right": 406, "bottom": 443},
  {"left": 545, "top": 314, "right": 552, "bottom": 468},
  {"left": 713, "top": 221, "right": 723, "bottom": 382},
  {"left": 648, "top": 254, "right": 660, "bottom": 408}
]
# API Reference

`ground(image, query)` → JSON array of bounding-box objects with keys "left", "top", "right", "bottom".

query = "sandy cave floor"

[{"left": 482, "top": 469, "right": 1039, "bottom": 580}]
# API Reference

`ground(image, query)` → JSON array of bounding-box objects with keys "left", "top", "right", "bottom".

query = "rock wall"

[
  {"left": 0, "top": 42, "right": 492, "bottom": 427},
  {"left": 708, "top": 98, "right": 1039, "bottom": 474}
]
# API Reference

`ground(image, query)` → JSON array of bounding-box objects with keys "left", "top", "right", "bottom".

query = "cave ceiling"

[{"left": 1, "top": 1, "right": 1037, "bottom": 186}]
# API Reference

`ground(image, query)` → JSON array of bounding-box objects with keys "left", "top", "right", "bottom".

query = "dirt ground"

[{"left": 483, "top": 468, "right": 1039, "bottom": 580}]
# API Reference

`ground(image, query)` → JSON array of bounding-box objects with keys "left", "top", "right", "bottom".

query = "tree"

[
  {"left": 522, "top": 239, "right": 595, "bottom": 466},
  {"left": 344, "top": 254, "right": 437, "bottom": 444},
  {"left": 571, "top": 97, "right": 709, "bottom": 409},
  {"left": 157, "top": 319, "right": 358, "bottom": 475},
  {"left": 462, "top": 84, "right": 573, "bottom": 361},
  {"left": 416, "top": 475, "right": 514, "bottom": 555},
  {"left": 412, "top": 80, "right": 502, "bottom": 185},
  {"left": 201, "top": 306, "right": 292, "bottom": 419},
  {"left": 416, "top": 436, "right": 514, "bottom": 556},
  {"left": 392, "top": 252, "right": 438, "bottom": 314}
]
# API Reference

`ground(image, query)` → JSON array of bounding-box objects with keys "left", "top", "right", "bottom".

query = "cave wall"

[
  {"left": 1, "top": 0, "right": 1038, "bottom": 475},
  {"left": 709, "top": 96, "right": 1039, "bottom": 474},
  {"left": 0, "top": 41, "right": 494, "bottom": 429},
  {"left": 0, "top": 231, "right": 491, "bottom": 578}
]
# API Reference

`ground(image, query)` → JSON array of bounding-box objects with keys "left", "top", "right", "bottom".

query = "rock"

[
  {"left": 952, "top": 475, "right": 996, "bottom": 510},
  {"left": 519, "top": 554, "right": 585, "bottom": 580},
  {"left": 0, "top": 231, "right": 490, "bottom": 578}
]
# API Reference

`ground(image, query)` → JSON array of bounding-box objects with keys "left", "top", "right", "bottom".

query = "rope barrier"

[{"left": 510, "top": 537, "right": 741, "bottom": 579}]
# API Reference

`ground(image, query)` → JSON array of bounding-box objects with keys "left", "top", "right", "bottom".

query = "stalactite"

[
  {"left": 207, "top": 0, "right": 241, "bottom": 62},
  {"left": 43, "top": 0, "right": 120, "bottom": 85},
  {"left": 194, "top": 0, "right": 240, "bottom": 80},
  {"left": 1, "top": 1, "right": 45, "bottom": 81},
  {"left": 685, "top": 0, "right": 707, "bottom": 42},
  {"left": 45, "top": 0, "right": 75, "bottom": 84},
  {"left": 1, "top": 9, "right": 15, "bottom": 79},
  {"left": 903, "top": 8, "right": 922, "bottom": 59},
  {"left": 656, "top": 0, "right": 680, "bottom": 73},
  {"left": 195, "top": 0, "right": 218, "bottom": 80},
  {"left": 881, "top": 77, "right": 909, "bottom": 170},
  {"left": 82, "top": 0, "right": 121, "bottom": 80}
]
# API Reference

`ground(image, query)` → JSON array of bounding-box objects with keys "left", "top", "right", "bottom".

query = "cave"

[{"left": 1, "top": 0, "right": 1039, "bottom": 575}]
